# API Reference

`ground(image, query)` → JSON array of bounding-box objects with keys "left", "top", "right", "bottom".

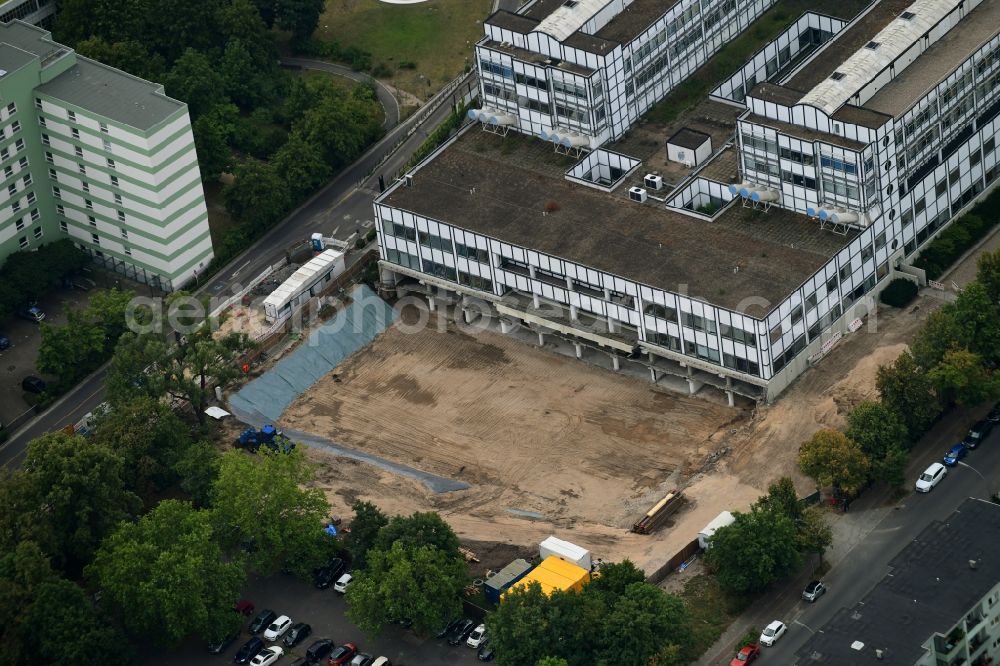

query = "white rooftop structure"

[
  {"left": 539, "top": 535, "right": 592, "bottom": 570},
  {"left": 800, "top": 0, "right": 961, "bottom": 113},
  {"left": 534, "top": 0, "right": 606, "bottom": 41},
  {"left": 262, "top": 249, "right": 345, "bottom": 321}
]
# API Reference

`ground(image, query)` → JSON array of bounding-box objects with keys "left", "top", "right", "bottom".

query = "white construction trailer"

[{"left": 263, "top": 249, "right": 345, "bottom": 323}]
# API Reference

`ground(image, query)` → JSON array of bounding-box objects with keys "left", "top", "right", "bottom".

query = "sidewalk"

[{"left": 694, "top": 493, "right": 893, "bottom": 665}]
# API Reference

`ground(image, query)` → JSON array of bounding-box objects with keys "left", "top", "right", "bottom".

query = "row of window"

[
  {"left": 481, "top": 60, "right": 514, "bottom": 80},
  {"left": 552, "top": 79, "right": 587, "bottom": 99},
  {"left": 644, "top": 303, "right": 757, "bottom": 347},
  {"left": 819, "top": 155, "right": 857, "bottom": 174},
  {"left": 36, "top": 97, "right": 110, "bottom": 134},
  {"left": 643, "top": 327, "right": 761, "bottom": 376}
]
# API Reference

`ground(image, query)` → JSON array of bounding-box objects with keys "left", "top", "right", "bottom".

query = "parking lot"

[{"left": 141, "top": 573, "right": 482, "bottom": 666}]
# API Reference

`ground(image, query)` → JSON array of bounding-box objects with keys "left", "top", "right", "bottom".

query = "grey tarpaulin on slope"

[{"left": 227, "top": 284, "right": 470, "bottom": 493}]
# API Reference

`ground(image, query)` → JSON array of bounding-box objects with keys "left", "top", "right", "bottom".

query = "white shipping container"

[{"left": 539, "top": 536, "right": 591, "bottom": 571}]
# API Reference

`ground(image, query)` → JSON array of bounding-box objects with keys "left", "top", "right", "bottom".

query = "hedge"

[
  {"left": 879, "top": 277, "right": 918, "bottom": 308},
  {"left": 913, "top": 188, "right": 1000, "bottom": 279}
]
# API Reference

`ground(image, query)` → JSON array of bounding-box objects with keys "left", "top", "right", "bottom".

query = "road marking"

[
  {"left": 231, "top": 259, "right": 251, "bottom": 277},
  {"left": 793, "top": 620, "right": 815, "bottom": 633}
]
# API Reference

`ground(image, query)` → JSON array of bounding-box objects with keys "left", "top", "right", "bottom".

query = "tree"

[
  {"left": 107, "top": 325, "right": 253, "bottom": 425},
  {"left": 795, "top": 506, "right": 833, "bottom": 565},
  {"left": 74, "top": 37, "right": 166, "bottom": 81},
  {"left": 0, "top": 540, "right": 57, "bottom": 665},
  {"left": 487, "top": 583, "right": 555, "bottom": 665},
  {"left": 37, "top": 309, "right": 105, "bottom": 385},
  {"left": 752, "top": 476, "right": 803, "bottom": 524},
  {"left": 599, "top": 583, "right": 692, "bottom": 666},
  {"left": 798, "top": 429, "right": 871, "bottom": 497},
  {"left": 272, "top": 130, "right": 332, "bottom": 200},
  {"left": 876, "top": 350, "right": 942, "bottom": 441},
  {"left": 165, "top": 48, "right": 229, "bottom": 117},
  {"left": 344, "top": 500, "right": 389, "bottom": 570},
  {"left": 704, "top": 509, "right": 801, "bottom": 596},
  {"left": 928, "top": 349, "right": 997, "bottom": 406},
  {"left": 846, "top": 400, "right": 910, "bottom": 486},
  {"left": 86, "top": 500, "right": 244, "bottom": 645},
  {"left": 85, "top": 288, "right": 137, "bottom": 354},
  {"left": 193, "top": 114, "right": 231, "bottom": 181},
  {"left": 224, "top": 157, "right": 292, "bottom": 233},
  {"left": 90, "top": 397, "right": 191, "bottom": 498},
  {"left": 21, "top": 432, "right": 141, "bottom": 575},
  {"left": 345, "top": 539, "right": 467, "bottom": 637},
  {"left": 536, "top": 658, "right": 570, "bottom": 666},
  {"left": 174, "top": 440, "right": 222, "bottom": 507},
  {"left": 976, "top": 248, "right": 1000, "bottom": 304},
  {"left": 274, "top": 0, "right": 325, "bottom": 39},
  {"left": 585, "top": 559, "right": 645, "bottom": 598},
  {"left": 211, "top": 448, "right": 330, "bottom": 575},
  {"left": 374, "top": 511, "right": 462, "bottom": 560},
  {"left": 21, "top": 578, "right": 132, "bottom": 666}
]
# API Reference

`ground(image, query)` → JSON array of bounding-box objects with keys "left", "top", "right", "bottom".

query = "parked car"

[
  {"left": 447, "top": 619, "right": 477, "bottom": 646},
  {"left": 334, "top": 573, "right": 353, "bottom": 594},
  {"left": 349, "top": 654, "right": 375, "bottom": 666},
  {"left": 283, "top": 622, "right": 312, "bottom": 648},
  {"left": 208, "top": 631, "right": 239, "bottom": 654},
  {"left": 17, "top": 306, "right": 45, "bottom": 323},
  {"left": 305, "top": 638, "right": 335, "bottom": 662},
  {"left": 0, "top": 333, "right": 10, "bottom": 351},
  {"left": 759, "top": 620, "right": 787, "bottom": 647},
  {"left": 250, "top": 646, "right": 284, "bottom": 666},
  {"left": 371, "top": 658, "right": 392, "bottom": 666},
  {"left": 248, "top": 609, "right": 277, "bottom": 635},
  {"left": 436, "top": 619, "right": 461, "bottom": 639},
  {"left": 987, "top": 402, "right": 1000, "bottom": 423},
  {"left": 21, "top": 376, "right": 46, "bottom": 394},
  {"left": 943, "top": 443, "right": 967, "bottom": 466},
  {"left": 466, "top": 624, "right": 487, "bottom": 649},
  {"left": 327, "top": 642, "right": 358, "bottom": 665},
  {"left": 964, "top": 420, "right": 993, "bottom": 449},
  {"left": 233, "top": 637, "right": 265, "bottom": 664},
  {"left": 916, "top": 462, "right": 947, "bottom": 492},
  {"left": 729, "top": 643, "right": 760, "bottom": 665},
  {"left": 315, "top": 567, "right": 337, "bottom": 589},
  {"left": 802, "top": 580, "right": 827, "bottom": 603},
  {"left": 477, "top": 641, "right": 495, "bottom": 662},
  {"left": 263, "top": 614, "right": 293, "bottom": 641}
]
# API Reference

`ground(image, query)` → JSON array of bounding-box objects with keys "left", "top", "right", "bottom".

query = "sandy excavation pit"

[{"left": 280, "top": 312, "right": 754, "bottom": 569}]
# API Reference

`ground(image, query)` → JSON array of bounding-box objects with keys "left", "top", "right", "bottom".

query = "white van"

[{"left": 333, "top": 572, "right": 353, "bottom": 593}]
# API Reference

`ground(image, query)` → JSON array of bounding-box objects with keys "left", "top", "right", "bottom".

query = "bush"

[
  {"left": 879, "top": 277, "right": 918, "bottom": 308},
  {"left": 913, "top": 189, "right": 1000, "bottom": 279},
  {"left": 371, "top": 63, "right": 392, "bottom": 78},
  {"left": 365, "top": 228, "right": 377, "bottom": 242},
  {"left": 398, "top": 60, "right": 417, "bottom": 70}
]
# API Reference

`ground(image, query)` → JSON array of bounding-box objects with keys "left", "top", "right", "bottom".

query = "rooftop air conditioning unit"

[
  {"left": 644, "top": 174, "right": 663, "bottom": 190},
  {"left": 628, "top": 187, "right": 647, "bottom": 203}
]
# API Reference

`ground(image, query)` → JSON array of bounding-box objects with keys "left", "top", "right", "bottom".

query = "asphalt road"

[
  {"left": 0, "top": 69, "right": 477, "bottom": 469},
  {"left": 142, "top": 573, "right": 483, "bottom": 666},
  {"left": 755, "top": 408, "right": 1000, "bottom": 665}
]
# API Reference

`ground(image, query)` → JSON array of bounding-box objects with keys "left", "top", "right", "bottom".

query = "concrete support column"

[
  {"left": 726, "top": 390, "right": 735, "bottom": 407},
  {"left": 648, "top": 352, "right": 655, "bottom": 363},
  {"left": 565, "top": 276, "right": 573, "bottom": 290},
  {"left": 463, "top": 307, "right": 475, "bottom": 324},
  {"left": 574, "top": 342, "right": 583, "bottom": 359},
  {"left": 428, "top": 296, "right": 436, "bottom": 312},
  {"left": 608, "top": 317, "right": 617, "bottom": 333},
  {"left": 500, "top": 319, "right": 513, "bottom": 334},
  {"left": 649, "top": 367, "right": 658, "bottom": 383},
  {"left": 532, "top": 292, "right": 540, "bottom": 309},
  {"left": 378, "top": 266, "right": 397, "bottom": 286},
  {"left": 611, "top": 354, "right": 621, "bottom": 371},
  {"left": 687, "top": 378, "right": 697, "bottom": 395},
  {"left": 570, "top": 304, "right": 579, "bottom": 321},
  {"left": 537, "top": 330, "right": 545, "bottom": 346},
  {"left": 529, "top": 265, "right": 537, "bottom": 279}
]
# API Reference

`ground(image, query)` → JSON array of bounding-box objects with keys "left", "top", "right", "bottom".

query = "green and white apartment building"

[{"left": 0, "top": 20, "right": 213, "bottom": 291}]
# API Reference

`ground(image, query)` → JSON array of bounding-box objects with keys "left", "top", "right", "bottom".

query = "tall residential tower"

[{"left": 0, "top": 21, "right": 213, "bottom": 290}]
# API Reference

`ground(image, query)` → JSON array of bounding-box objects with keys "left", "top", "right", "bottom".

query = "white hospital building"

[{"left": 375, "top": 0, "right": 1000, "bottom": 404}]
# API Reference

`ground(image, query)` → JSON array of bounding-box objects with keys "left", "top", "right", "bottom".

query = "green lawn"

[
  {"left": 644, "top": 0, "right": 870, "bottom": 125},
  {"left": 315, "top": 0, "right": 493, "bottom": 101}
]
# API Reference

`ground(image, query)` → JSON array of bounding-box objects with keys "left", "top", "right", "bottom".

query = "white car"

[
  {"left": 916, "top": 462, "right": 947, "bottom": 492},
  {"left": 334, "top": 573, "right": 353, "bottom": 594},
  {"left": 263, "top": 614, "right": 292, "bottom": 641},
  {"left": 466, "top": 623, "right": 487, "bottom": 648},
  {"left": 760, "top": 620, "right": 787, "bottom": 646},
  {"left": 250, "top": 646, "right": 284, "bottom": 666}
]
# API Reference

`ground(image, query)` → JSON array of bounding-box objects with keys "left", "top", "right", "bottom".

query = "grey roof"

[
  {"left": 667, "top": 127, "right": 711, "bottom": 150},
  {"left": 0, "top": 21, "right": 185, "bottom": 131},
  {"left": 37, "top": 57, "right": 185, "bottom": 131},
  {"left": 0, "top": 41, "right": 36, "bottom": 75},
  {"left": 793, "top": 498, "right": 1000, "bottom": 665}
]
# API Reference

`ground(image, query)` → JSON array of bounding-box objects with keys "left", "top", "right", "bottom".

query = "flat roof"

[
  {"left": 37, "top": 56, "right": 184, "bottom": 131},
  {"left": 668, "top": 127, "right": 711, "bottom": 150},
  {"left": 485, "top": 9, "right": 541, "bottom": 34},
  {"left": 793, "top": 498, "right": 1000, "bottom": 664},
  {"left": 785, "top": 0, "right": 914, "bottom": 92},
  {"left": 750, "top": 83, "right": 890, "bottom": 129},
  {"left": 0, "top": 41, "right": 37, "bottom": 74},
  {"left": 483, "top": 39, "right": 595, "bottom": 76},
  {"left": 384, "top": 128, "right": 855, "bottom": 313},
  {"left": 594, "top": 0, "right": 682, "bottom": 43},
  {"left": 0, "top": 20, "right": 64, "bottom": 63},
  {"left": 865, "top": 0, "right": 1000, "bottom": 117}
]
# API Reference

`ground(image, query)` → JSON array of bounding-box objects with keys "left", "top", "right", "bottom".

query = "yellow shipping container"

[{"left": 501, "top": 555, "right": 591, "bottom": 601}]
